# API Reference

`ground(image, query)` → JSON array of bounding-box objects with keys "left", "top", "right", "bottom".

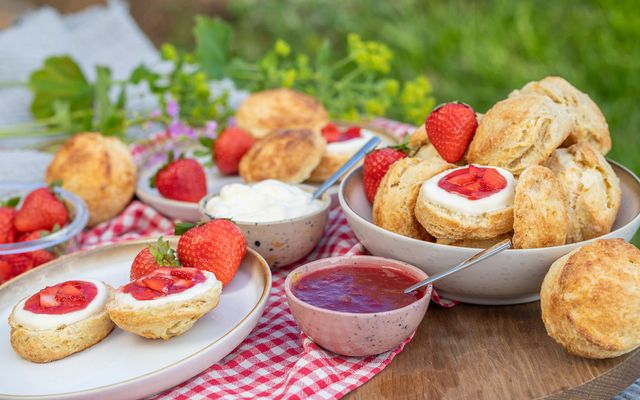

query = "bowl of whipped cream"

[{"left": 199, "top": 180, "right": 331, "bottom": 267}]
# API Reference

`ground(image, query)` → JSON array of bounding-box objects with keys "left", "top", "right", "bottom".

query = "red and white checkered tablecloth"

[{"left": 77, "top": 118, "right": 457, "bottom": 400}]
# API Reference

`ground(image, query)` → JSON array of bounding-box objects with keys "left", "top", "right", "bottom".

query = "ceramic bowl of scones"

[{"left": 339, "top": 76, "right": 640, "bottom": 305}]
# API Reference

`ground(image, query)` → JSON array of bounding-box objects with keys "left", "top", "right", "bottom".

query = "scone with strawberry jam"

[
  {"left": 9, "top": 280, "right": 114, "bottom": 362},
  {"left": 415, "top": 165, "right": 515, "bottom": 240},
  {"left": 107, "top": 267, "right": 222, "bottom": 340}
]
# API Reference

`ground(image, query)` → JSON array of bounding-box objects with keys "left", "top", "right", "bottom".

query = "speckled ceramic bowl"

[
  {"left": 199, "top": 184, "right": 331, "bottom": 268},
  {"left": 284, "top": 256, "right": 432, "bottom": 357}
]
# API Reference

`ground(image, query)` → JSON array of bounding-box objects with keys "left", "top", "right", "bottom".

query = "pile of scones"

[{"left": 372, "top": 76, "right": 621, "bottom": 250}]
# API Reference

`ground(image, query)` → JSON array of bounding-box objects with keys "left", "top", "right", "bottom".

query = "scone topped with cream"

[
  {"left": 107, "top": 267, "right": 222, "bottom": 340},
  {"left": 415, "top": 165, "right": 515, "bottom": 240},
  {"left": 9, "top": 279, "right": 114, "bottom": 363}
]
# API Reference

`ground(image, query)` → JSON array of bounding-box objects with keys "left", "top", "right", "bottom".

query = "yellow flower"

[
  {"left": 274, "top": 39, "right": 291, "bottom": 57},
  {"left": 281, "top": 69, "right": 298, "bottom": 87},
  {"left": 382, "top": 79, "right": 399, "bottom": 96},
  {"left": 160, "top": 43, "right": 178, "bottom": 62},
  {"left": 365, "top": 99, "right": 387, "bottom": 116}
]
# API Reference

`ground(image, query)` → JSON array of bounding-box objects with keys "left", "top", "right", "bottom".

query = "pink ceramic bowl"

[{"left": 284, "top": 256, "right": 432, "bottom": 357}]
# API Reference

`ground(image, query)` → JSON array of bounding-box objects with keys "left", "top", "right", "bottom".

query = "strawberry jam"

[
  {"left": 292, "top": 265, "right": 425, "bottom": 313},
  {"left": 122, "top": 267, "right": 205, "bottom": 301},
  {"left": 321, "top": 123, "right": 362, "bottom": 143},
  {"left": 24, "top": 280, "right": 97, "bottom": 315},
  {"left": 438, "top": 165, "right": 507, "bottom": 200}
]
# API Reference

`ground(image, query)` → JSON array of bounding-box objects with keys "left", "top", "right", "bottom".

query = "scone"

[
  {"left": 46, "top": 132, "right": 136, "bottom": 226},
  {"left": 235, "top": 88, "right": 329, "bottom": 139},
  {"left": 512, "top": 166, "right": 569, "bottom": 249},
  {"left": 407, "top": 125, "right": 447, "bottom": 164},
  {"left": 415, "top": 165, "right": 515, "bottom": 240},
  {"left": 540, "top": 239, "right": 640, "bottom": 359},
  {"left": 545, "top": 142, "right": 621, "bottom": 243},
  {"left": 9, "top": 280, "right": 114, "bottom": 363},
  {"left": 436, "top": 233, "right": 512, "bottom": 248},
  {"left": 107, "top": 267, "right": 222, "bottom": 340},
  {"left": 239, "top": 129, "right": 326, "bottom": 183},
  {"left": 466, "top": 94, "right": 572, "bottom": 175},
  {"left": 308, "top": 128, "right": 377, "bottom": 182},
  {"left": 510, "top": 76, "right": 611, "bottom": 154},
  {"left": 408, "top": 125, "right": 429, "bottom": 148},
  {"left": 373, "top": 157, "right": 454, "bottom": 240}
]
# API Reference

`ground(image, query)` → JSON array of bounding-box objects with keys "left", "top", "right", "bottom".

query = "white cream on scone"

[
  {"left": 113, "top": 271, "right": 221, "bottom": 308},
  {"left": 421, "top": 165, "right": 516, "bottom": 215},
  {"left": 12, "top": 279, "right": 110, "bottom": 331},
  {"left": 325, "top": 128, "right": 375, "bottom": 154}
]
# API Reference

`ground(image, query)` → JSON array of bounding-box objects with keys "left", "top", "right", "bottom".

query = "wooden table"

[{"left": 346, "top": 302, "right": 639, "bottom": 399}]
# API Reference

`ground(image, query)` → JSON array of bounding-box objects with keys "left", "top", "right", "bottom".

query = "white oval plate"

[{"left": 0, "top": 238, "right": 271, "bottom": 400}]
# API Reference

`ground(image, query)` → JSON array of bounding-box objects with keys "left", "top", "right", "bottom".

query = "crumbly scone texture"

[
  {"left": 513, "top": 166, "right": 569, "bottom": 248},
  {"left": 235, "top": 88, "right": 329, "bottom": 139},
  {"left": 46, "top": 132, "right": 136, "bottom": 227},
  {"left": 9, "top": 286, "right": 115, "bottom": 363},
  {"left": 414, "top": 190, "right": 514, "bottom": 240},
  {"left": 466, "top": 94, "right": 572, "bottom": 176},
  {"left": 106, "top": 283, "right": 221, "bottom": 340},
  {"left": 540, "top": 239, "right": 640, "bottom": 359},
  {"left": 239, "top": 129, "right": 326, "bottom": 183},
  {"left": 436, "top": 232, "right": 512, "bottom": 248},
  {"left": 544, "top": 142, "right": 621, "bottom": 243},
  {"left": 510, "top": 76, "right": 611, "bottom": 154},
  {"left": 373, "top": 158, "right": 454, "bottom": 240},
  {"left": 408, "top": 125, "right": 429, "bottom": 148},
  {"left": 307, "top": 151, "right": 353, "bottom": 183}
]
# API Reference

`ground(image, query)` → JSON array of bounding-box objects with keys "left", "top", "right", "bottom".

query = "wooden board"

[{"left": 346, "top": 302, "right": 639, "bottom": 399}]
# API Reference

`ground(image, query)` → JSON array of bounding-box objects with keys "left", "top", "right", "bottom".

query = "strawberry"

[
  {"left": 56, "top": 283, "right": 85, "bottom": 302},
  {"left": 0, "top": 208, "right": 17, "bottom": 244},
  {"left": 39, "top": 286, "right": 60, "bottom": 308},
  {"left": 142, "top": 276, "right": 172, "bottom": 293},
  {"left": 321, "top": 123, "right": 341, "bottom": 142},
  {"left": 425, "top": 102, "right": 478, "bottom": 163},
  {"left": 0, "top": 260, "right": 12, "bottom": 284},
  {"left": 213, "top": 127, "right": 255, "bottom": 175},
  {"left": 175, "top": 220, "right": 247, "bottom": 287},
  {"left": 150, "top": 153, "right": 207, "bottom": 203},
  {"left": 130, "top": 236, "right": 180, "bottom": 280},
  {"left": 343, "top": 126, "right": 362, "bottom": 140},
  {"left": 2, "top": 253, "right": 33, "bottom": 276},
  {"left": 363, "top": 144, "right": 409, "bottom": 203},
  {"left": 30, "top": 250, "right": 55, "bottom": 267},
  {"left": 14, "top": 188, "right": 69, "bottom": 233},
  {"left": 18, "top": 230, "right": 49, "bottom": 242}
]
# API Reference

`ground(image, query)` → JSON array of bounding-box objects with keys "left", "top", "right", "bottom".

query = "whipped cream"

[
  {"left": 325, "top": 129, "right": 375, "bottom": 154},
  {"left": 12, "top": 279, "right": 109, "bottom": 331},
  {"left": 421, "top": 166, "right": 515, "bottom": 214},
  {"left": 113, "top": 271, "right": 221, "bottom": 308},
  {"left": 205, "top": 180, "right": 325, "bottom": 223}
]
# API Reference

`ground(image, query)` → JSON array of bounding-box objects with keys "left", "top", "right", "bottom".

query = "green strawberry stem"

[
  {"left": 0, "top": 196, "right": 20, "bottom": 208},
  {"left": 174, "top": 222, "right": 198, "bottom": 235},
  {"left": 148, "top": 236, "right": 181, "bottom": 267}
]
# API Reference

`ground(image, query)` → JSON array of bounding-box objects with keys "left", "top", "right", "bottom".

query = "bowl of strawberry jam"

[{"left": 284, "top": 256, "right": 431, "bottom": 357}]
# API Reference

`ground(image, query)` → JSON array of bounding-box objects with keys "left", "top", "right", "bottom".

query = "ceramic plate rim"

[{"left": 0, "top": 239, "right": 272, "bottom": 400}]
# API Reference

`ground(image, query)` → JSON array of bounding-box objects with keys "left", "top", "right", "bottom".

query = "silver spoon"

[
  {"left": 311, "top": 136, "right": 381, "bottom": 200},
  {"left": 404, "top": 238, "right": 512, "bottom": 294}
]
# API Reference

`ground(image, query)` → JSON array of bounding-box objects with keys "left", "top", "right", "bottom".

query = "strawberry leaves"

[{"left": 148, "top": 236, "right": 181, "bottom": 267}]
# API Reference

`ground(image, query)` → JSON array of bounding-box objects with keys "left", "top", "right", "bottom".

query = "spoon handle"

[
  {"left": 403, "top": 238, "right": 512, "bottom": 294},
  {"left": 312, "top": 136, "right": 381, "bottom": 200}
]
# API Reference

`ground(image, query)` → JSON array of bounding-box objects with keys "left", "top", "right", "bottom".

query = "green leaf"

[
  {"left": 193, "top": 16, "right": 232, "bottom": 79},
  {"left": 174, "top": 222, "right": 197, "bottom": 236},
  {"left": 29, "top": 56, "right": 94, "bottom": 119},
  {"left": 94, "top": 66, "right": 126, "bottom": 136},
  {"left": 0, "top": 196, "right": 20, "bottom": 208},
  {"left": 199, "top": 136, "right": 215, "bottom": 149}
]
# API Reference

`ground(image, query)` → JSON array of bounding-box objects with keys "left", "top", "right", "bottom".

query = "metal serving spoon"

[
  {"left": 404, "top": 238, "right": 512, "bottom": 294},
  {"left": 311, "top": 136, "right": 381, "bottom": 200}
]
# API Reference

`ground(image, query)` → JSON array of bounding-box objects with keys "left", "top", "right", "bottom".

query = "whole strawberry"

[
  {"left": 14, "top": 188, "right": 69, "bottom": 233},
  {"left": 214, "top": 127, "right": 255, "bottom": 175},
  {"left": 130, "top": 236, "right": 180, "bottom": 280},
  {"left": 363, "top": 147, "right": 408, "bottom": 203},
  {"left": 0, "top": 259, "right": 12, "bottom": 284},
  {"left": 0, "top": 208, "right": 17, "bottom": 244},
  {"left": 150, "top": 153, "right": 207, "bottom": 203},
  {"left": 2, "top": 253, "right": 33, "bottom": 276},
  {"left": 425, "top": 102, "right": 478, "bottom": 163},
  {"left": 29, "top": 250, "right": 55, "bottom": 268},
  {"left": 176, "top": 220, "right": 247, "bottom": 287}
]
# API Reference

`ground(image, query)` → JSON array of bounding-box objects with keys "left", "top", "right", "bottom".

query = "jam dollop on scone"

[
  {"left": 9, "top": 280, "right": 114, "bottom": 363},
  {"left": 107, "top": 267, "right": 222, "bottom": 340},
  {"left": 415, "top": 165, "right": 515, "bottom": 240}
]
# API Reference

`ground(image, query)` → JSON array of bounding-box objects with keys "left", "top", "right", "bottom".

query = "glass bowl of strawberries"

[{"left": 0, "top": 182, "right": 89, "bottom": 285}]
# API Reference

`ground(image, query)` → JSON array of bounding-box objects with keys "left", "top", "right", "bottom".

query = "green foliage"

[{"left": 194, "top": 16, "right": 232, "bottom": 79}]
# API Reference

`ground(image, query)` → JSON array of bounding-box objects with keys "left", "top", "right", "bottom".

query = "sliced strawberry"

[
  {"left": 154, "top": 267, "right": 173, "bottom": 276},
  {"left": 343, "top": 126, "right": 362, "bottom": 139},
  {"left": 39, "top": 286, "right": 60, "bottom": 308},
  {"left": 438, "top": 166, "right": 507, "bottom": 200},
  {"left": 142, "top": 276, "right": 171, "bottom": 293},
  {"left": 447, "top": 172, "right": 476, "bottom": 186},
  {"left": 481, "top": 168, "right": 506, "bottom": 191},
  {"left": 56, "top": 283, "right": 85, "bottom": 302},
  {"left": 321, "top": 123, "right": 341, "bottom": 143},
  {"left": 170, "top": 268, "right": 197, "bottom": 280},
  {"left": 172, "top": 278, "right": 192, "bottom": 288},
  {"left": 133, "top": 288, "right": 161, "bottom": 301}
]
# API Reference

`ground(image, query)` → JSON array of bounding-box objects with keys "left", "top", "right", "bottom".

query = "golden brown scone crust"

[
  {"left": 239, "top": 129, "right": 326, "bottom": 183},
  {"left": 46, "top": 132, "right": 136, "bottom": 227},
  {"left": 106, "top": 283, "right": 221, "bottom": 340},
  {"left": 540, "top": 239, "right": 640, "bottom": 358},
  {"left": 235, "top": 88, "right": 329, "bottom": 139},
  {"left": 545, "top": 142, "right": 621, "bottom": 243},
  {"left": 466, "top": 94, "right": 572, "bottom": 175},
  {"left": 373, "top": 158, "right": 454, "bottom": 240},
  {"left": 414, "top": 189, "right": 514, "bottom": 240},
  {"left": 513, "top": 166, "right": 569, "bottom": 249},
  {"left": 510, "top": 76, "right": 611, "bottom": 154},
  {"left": 408, "top": 125, "right": 429, "bottom": 148},
  {"left": 436, "top": 232, "right": 512, "bottom": 248},
  {"left": 307, "top": 151, "right": 352, "bottom": 183},
  {"left": 9, "top": 286, "right": 115, "bottom": 363}
]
